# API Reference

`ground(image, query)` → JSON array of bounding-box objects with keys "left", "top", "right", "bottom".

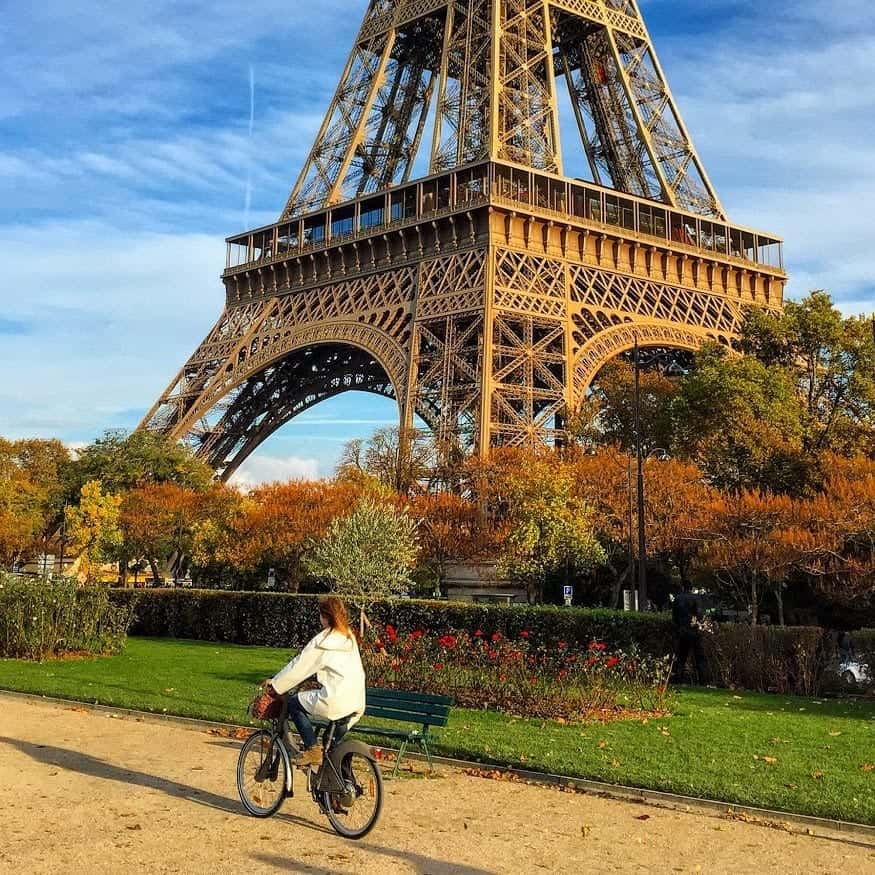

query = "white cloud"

[{"left": 229, "top": 455, "right": 321, "bottom": 489}]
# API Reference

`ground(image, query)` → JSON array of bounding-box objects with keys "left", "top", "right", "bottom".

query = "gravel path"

[{"left": 1, "top": 697, "right": 872, "bottom": 874}]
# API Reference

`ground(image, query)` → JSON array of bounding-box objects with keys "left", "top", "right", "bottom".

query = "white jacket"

[{"left": 271, "top": 629, "right": 366, "bottom": 726}]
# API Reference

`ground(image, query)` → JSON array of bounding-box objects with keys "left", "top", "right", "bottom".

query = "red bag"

[{"left": 250, "top": 688, "right": 282, "bottom": 720}]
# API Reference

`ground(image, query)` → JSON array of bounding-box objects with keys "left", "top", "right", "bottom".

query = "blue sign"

[{"left": 563, "top": 585, "right": 574, "bottom": 598}]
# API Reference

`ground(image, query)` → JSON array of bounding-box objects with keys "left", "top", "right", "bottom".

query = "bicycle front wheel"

[
  {"left": 237, "top": 730, "right": 288, "bottom": 818},
  {"left": 321, "top": 751, "right": 383, "bottom": 839}
]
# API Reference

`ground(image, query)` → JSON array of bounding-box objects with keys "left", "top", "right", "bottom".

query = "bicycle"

[{"left": 236, "top": 692, "right": 383, "bottom": 839}]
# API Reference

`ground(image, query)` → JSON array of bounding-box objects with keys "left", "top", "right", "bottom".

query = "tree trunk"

[
  {"left": 775, "top": 585, "right": 785, "bottom": 626},
  {"left": 119, "top": 559, "right": 128, "bottom": 588},
  {"left": 750, "top": 577, "right": 759, "bottom": 625},
  {"left": 609, "top": 561, "right": 631, "bottom": 610}
]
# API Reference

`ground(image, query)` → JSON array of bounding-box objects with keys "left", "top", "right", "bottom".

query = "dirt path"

[{"left": 0, "top": 697, "right": 872, "bottom": 874}]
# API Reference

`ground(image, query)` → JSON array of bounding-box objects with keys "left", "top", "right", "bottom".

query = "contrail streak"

[{"left": 244, "top": 64, "right": 255, "bottom": 228}]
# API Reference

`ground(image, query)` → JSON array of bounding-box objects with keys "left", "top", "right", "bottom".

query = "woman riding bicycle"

[{"left": 265, "top": 597, "right": 365, "bottom": 769}]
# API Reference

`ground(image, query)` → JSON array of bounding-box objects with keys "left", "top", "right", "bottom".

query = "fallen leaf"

[
  {"left": 861, "top": 763, "right": 874, "bottom": 773},
  {"left": 635, "top": 814, "right": 650, "bottom": 821},
  {"left": 125, "top": 824, "right": 142, "bottom": 831},
  {"left": 661, "top": 730, "right": 670, "bottom": 737},
  {"left": 828, "top": 731, "right": 841, "bottom": 737},
  {"left": 763, "top": 757, "right": 778, "bottom": 765},
  {"left": 811, "top": 770, "right": 824, "bottom": 781},
  {"left": 598, "top": 741, "right": 608, "bottom": 749},
  {"left": 581, "top": 825, "right": 591, "bottom": 838},
  {"left": 611, "top": 759, "right": 621, "bottom": 768}
]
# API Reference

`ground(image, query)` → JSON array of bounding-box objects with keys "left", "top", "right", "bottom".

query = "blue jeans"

[
  {"left": 287, "top": 693, "right": 349, "bottom": 751},
  {"left": 287, "top": 693, "right": 316, "bottom": 750}
]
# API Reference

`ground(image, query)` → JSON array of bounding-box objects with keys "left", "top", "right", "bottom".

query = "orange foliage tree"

[
  {"left": 196, "top": 480, "right": 366, "bottom": 590},
  {"left": 701, "top": 490, "right": 797, "bottom": 624},
  {"left": 119, "top": 482, "right": 238, "bottom": 585},
  {"left": 408, "top": 492, "right": 501, "bottom": 594}
]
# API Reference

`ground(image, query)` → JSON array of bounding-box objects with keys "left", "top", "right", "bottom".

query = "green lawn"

[{"left": 2, "top": 637, "right": 873, "bottom": 824}]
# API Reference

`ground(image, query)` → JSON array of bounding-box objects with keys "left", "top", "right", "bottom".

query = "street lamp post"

[
  {"left": 633, "top": 336, "right": 647, "bottom": 611},
  {"left": 631, "top": 337, "right": 685, "bottom": 612}
]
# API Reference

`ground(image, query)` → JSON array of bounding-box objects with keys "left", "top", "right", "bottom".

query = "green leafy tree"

[
  {"left": 472, "top": 450, "right": 605, "bottom": 604},
  {"left": 69, "top": 430, "right": 213, "bottom": 498},
  {"left": 741, "top": 291, "right": 875, "bottom": 458},
  {"left": 672, "top": 343, "right": 809, "bottom": 494},
  {"left": 306, "top": 497, "right": 418, "bottom": 631}
]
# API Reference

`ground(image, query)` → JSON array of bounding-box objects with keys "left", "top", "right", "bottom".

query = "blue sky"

[{"left": 1, "top": 0, "right": 874, "bottom": 485}]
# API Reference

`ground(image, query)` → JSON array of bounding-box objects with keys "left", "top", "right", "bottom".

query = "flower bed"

[{"left": 362, "top": 624, "right": 673, "bottom": 723}]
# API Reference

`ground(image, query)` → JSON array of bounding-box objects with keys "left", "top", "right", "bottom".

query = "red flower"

[
  {"left": 433, "top": 663, "right": 444, "bottom": 672},
  {"left": 558, "top": 669, "right": 569, "bottom": 680},
  {"left": 491, "top": 632, "right": 502, "bottom": 643},
  {"left": 375, "top": 638, "right": 385, "bottom": 650},
  {"left": 439, "top": 634, "right": 458, "bottom": 649},
  {"left": 488, "top": 649, "right": 499, "bottom": 660},
  {"left": 391, "top": 660, "right": 401, "bottom": 672},
  {"left": 499, "top": 674, "right": 508, "bottom": 682},
  {"left": 386, "top": 624, "right": 398, "bottom": 645},
  {"left": 409, "top": 629, "right": 424, "bottom": 640},
  {"left": 606, "top": 656, "right": 620, "bottom": 669},
  {"left": 558, "top": 641, "right": 567, "bottom": 650},
  {"left": 520, "top": 630, "right": 530, "bottom": 638},
  {"left": 527, "top": 656, "right": 536, "bottom": 666},
  {"left": 474, "top": 630, "right": 483, "bottom": 638},
  {"left": 597, "top": 642, "right": 607, "bottom": 651},
  {"left": 586, "top": 656, "right": 598, "bottom": 666}
]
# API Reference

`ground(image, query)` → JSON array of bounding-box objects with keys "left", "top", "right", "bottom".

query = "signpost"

[{"left": 563, "top": 585, "right": 574, "bottom": 607}]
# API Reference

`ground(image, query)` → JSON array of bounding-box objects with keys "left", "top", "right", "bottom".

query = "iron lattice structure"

[{"left": 143, "top": 0, "right": 786, "bottom": 479}]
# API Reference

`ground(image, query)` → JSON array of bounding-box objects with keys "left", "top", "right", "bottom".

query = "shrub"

[
  {"left": 0, "top": 575, "right": 133, "bottom": 660},
  {"left": 704, "top": 625, "right": 831, "bottom": 697}
]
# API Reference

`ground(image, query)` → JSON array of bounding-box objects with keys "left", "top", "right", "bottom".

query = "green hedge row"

[{"left": 109, "top": 589, "right": 674, "bottom": 653}]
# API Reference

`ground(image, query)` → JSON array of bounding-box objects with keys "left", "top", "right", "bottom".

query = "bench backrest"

[{"left": 365, "top": 687, "right": 453, "bottom": 729}]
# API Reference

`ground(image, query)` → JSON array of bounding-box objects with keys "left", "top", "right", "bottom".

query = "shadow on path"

[{"left": 252, "top": 850, "right": 496, "bottom": 875}]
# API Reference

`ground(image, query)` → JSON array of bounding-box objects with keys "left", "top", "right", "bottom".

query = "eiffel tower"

[{"left": 142, "top": 0, "right": 785, "bottom": 479}]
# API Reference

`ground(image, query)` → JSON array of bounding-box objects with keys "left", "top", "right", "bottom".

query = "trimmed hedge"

[
  {"left": 109, "top": 588, "right": 674, "bottom": 654},
  {"left": 109, "top": 589, "right": 872, "bottom": 696}
]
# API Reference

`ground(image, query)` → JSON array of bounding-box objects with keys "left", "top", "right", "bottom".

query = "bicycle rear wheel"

[
  {"left": 237, "top": 730, "right": 288, "bottom": 817},
  {"left": 321, "top": 751, "right": 383, "bottom": 839}
]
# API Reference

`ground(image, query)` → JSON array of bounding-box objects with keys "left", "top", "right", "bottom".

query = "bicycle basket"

[{"left": 250, "top": 689, "right": 282, "bottom": 720}]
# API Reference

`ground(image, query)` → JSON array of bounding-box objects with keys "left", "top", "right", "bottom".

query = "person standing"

[{"left": 672, "top": 586, "right": 709, "bottom": 684}]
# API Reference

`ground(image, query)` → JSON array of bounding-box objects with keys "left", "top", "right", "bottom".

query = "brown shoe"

[{"left": 295, "top": 747, "right": 324, "bottom": 770}]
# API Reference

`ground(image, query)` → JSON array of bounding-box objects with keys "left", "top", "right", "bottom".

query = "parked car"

[{"left": 839, "top": 658, "right": 871, "bottom": 688}]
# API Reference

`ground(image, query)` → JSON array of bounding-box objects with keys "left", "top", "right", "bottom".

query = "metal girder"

[{"left": 281, "top": 0, "right": 723, "bottom": 218}]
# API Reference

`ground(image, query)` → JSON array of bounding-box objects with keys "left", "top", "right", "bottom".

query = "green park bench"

[{"left": 316, "top": 688, "right": 453, "bottom": 778}]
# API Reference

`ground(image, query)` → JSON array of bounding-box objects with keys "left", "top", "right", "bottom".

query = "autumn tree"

[
  {"left": 337, "top": 427, "right": 437, "bottom": 495},
  {"left": 194, "top": 480, "right": 364, "bottom": 590},
  {"left": 639, "top": 458, "right": 717, "bottom": 587},
  {"left": 700, "top": 490, "right": 797, "bottom": 624},
  {"left": 0, "top": 438, "right": 72, "bottom": 569},
  {"left": 409, "top": 492, "right": 500, "bottom": 594},
  {"left": 119, "top": 482, "right": 238, "bottom": 585},
  {"left": 65, "top": 480, "right": 122, "bottom": 583},
  {"left": 570, "top": 447, "right": 637, "bottom": 606},
  {"left": 789, "top": 456, "right": 875, "bottom": 611}
]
